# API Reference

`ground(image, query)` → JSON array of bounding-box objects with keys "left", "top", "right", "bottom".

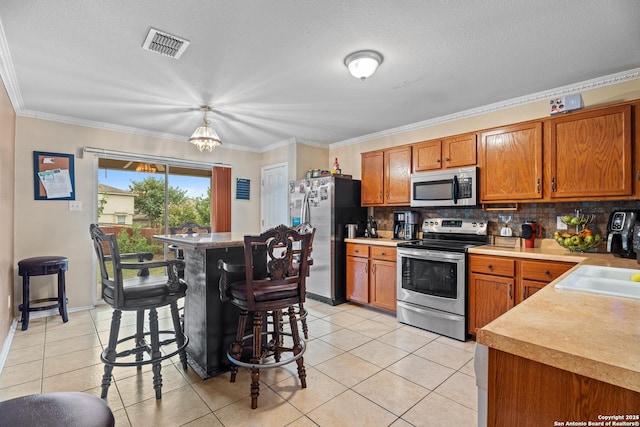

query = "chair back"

[
  {"left": 242, "top": 224, "right": 312, "bottom": 311},
  {"left": 90, "top": 224, "right": 125, "bottom": 308},
  {"left": 170, "top": 221, "right": 210, "bottom": 235}
]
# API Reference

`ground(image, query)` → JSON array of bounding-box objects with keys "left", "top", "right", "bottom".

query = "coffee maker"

[
  {"left": 606, "top": 210, "right": 640, "bottom": 258},
  {"left": 521, "top": 220, "right": 541, "bottom": 248},
  {"left": 393, "top": 211, "right": 419, "bottom": 240}
]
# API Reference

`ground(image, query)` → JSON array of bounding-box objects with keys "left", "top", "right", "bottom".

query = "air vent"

[{"left": 142, "top": 28, "right": 190, "bottom": 59}]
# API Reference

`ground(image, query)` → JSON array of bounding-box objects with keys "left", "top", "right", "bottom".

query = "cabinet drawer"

[
  {"left": 370, "top": 246, "right": 397, "bottom": 262},
  {"left": 469, "top": 255, "right": 514, "bottom": 277},
  {"left": 347, "top": 243, "right": 369, "bottom": 257},
  {"left": 520, "top": 260, "right": 575, "bottom": 283}
]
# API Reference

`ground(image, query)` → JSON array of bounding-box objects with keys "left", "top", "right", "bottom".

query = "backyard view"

[{"left": 96, "top": 163, "right": 212, "bottom": 290}]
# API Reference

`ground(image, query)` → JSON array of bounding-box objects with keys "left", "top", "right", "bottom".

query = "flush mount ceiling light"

[
  {"left": 189, "top": 106, "right": 222, "bottom": 152},
  {"left": 344, "top": 50, "right": 383, "bottom": 81}
]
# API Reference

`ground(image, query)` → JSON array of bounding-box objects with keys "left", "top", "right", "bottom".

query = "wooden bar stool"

[{"left": 18, "top": 256, "right": 68, "bottom": 331}]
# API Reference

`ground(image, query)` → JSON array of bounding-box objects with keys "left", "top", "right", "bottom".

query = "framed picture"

[{"left": 33, "top": 151, "right": 75, "bottom": 200}]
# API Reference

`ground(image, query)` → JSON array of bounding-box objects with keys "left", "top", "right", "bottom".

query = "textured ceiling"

[{"left": 0, "top": 1, "right": 639, "bottom": 152}]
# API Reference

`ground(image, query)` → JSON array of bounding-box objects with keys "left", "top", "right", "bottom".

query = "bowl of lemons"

[{"left": 554, "top": 214, "right": 603, "bottom": 252}]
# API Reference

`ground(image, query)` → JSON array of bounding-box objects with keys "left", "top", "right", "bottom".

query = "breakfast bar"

[
  {"left": 154, "top": 232, "right": 264, "bottom": 379},
  {"left": 472, "top": 243, "right": 640, "bottom": 426}
]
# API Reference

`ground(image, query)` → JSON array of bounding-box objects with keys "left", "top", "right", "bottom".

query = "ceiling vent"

[{"left": 142, "top": 28, "right": 190, "bottom": 59}]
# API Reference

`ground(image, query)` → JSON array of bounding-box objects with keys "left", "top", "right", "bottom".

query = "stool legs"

[
  {"left": 250, "top": 311, "right": 263, "bottom": 409},
  {"left": 170, "top": 301, "right": 188, "bottom": 370},
  {"left": 21, "top": 275, "right": 30, "bottom": 331},
  {"left": 57, "top": 270, "right": 68, "bottom": 323},
  {"left": 101, "top": 309, "right": 121, "bottom": 398},
  {"left": 149, "top": 308, "right": 163, "bottom": 400},
  {"left": 288, "top": 306, "right": 307, "bottom": 389},
  {"left": 229, "top": 310, "right": 247, "bottom": 383}
]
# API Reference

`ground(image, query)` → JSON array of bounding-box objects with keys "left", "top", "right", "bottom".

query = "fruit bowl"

[{"left": 554, "top": 229, "right": 602, "bottom": 252}]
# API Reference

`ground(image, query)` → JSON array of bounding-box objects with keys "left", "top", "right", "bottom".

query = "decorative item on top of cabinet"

[
  {"left": 346, "top": 243, "right": 397, "bottom": 311},
  {"left": 413, "top": 133, "right": 477, "bottom": 172},
  {"left": 480, "top": 121, "right": 543, "bottom": 203},
  {"left": 361, "top": 146, "right": 411, "bottom": 206},
  {"left": 546, "top": 104, "right": 632, "bottom": 199}
]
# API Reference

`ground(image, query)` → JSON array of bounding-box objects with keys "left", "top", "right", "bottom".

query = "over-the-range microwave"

[{"left": 410, "top": 166, "right": 478, "bottom": 207}]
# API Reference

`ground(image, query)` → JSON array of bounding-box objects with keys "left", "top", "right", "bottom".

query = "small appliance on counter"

[
  {"left": 521, "top": 220, "right": 541, "bottom": 248},
  {"left": 393, "top": 211, "right": 420, "bottom": 240},
  {"left": 607, "top": 210, "right": 640, "bottom": 258},
  {"left": 365, "top": 215, "right": 379, "bottom": 238}
]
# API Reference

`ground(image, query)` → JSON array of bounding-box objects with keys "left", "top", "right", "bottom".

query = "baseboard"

[{"left": 0, "top": 318, "right": 18, "bottom": 377}]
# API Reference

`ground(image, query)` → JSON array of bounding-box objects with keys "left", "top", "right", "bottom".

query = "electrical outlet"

[
  {"left": 557, "top": 215, "right": 568, "bottom": 230},
  {"left": 7, "top": 294, "right": 11, "bottom": 308},
  {"left": 69, "top": 201, "right": 82, "bottom": 211}
]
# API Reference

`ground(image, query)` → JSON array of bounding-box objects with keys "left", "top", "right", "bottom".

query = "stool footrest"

[{"left": 101, "top": 330, "right": 189, "bottom": 368}]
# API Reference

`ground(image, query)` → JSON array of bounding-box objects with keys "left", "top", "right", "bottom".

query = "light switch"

[{"left": 69, "top": 201, "right": 82, "bottom": 211}]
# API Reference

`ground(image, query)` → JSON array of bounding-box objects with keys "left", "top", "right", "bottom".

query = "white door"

[{"left": 261, "top": 163, "right": 288, "bottom": 231}]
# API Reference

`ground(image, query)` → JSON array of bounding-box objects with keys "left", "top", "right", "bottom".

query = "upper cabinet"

[
  {"left": 413, "top": 133, "right": 477, "bottom": 172},
  {"left": 361, "top": 146, "right": 411, "bottom": 206},
  {"left": 546, "top": 104, "right": 632, "bottom": 199},
  {"left": 480, "top": 122, "right": 543, "bottom": 202}
]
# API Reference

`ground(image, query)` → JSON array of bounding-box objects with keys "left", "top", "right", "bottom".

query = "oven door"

[{"left": 396, "top": 247, "right": 466, "bottom": 316}]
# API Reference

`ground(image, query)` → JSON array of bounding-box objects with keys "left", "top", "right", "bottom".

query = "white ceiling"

[{"left": 0, "top": 1, "right": 639, "bottom": 152}]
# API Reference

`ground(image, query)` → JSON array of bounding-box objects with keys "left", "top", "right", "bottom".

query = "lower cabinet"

[
  {"left": 346, "top": 243, "right": 397, "bottom": 311},
  {"left": 468, "top": 254, "right": 575, "bottom": 334}
]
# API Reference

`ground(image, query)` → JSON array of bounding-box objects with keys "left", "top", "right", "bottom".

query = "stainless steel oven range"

[{"left": 396, "top": 218, "right": 488, "bottom": 341}]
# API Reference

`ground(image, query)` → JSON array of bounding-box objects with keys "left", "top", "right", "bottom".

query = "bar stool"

[
  {"left": 0, "top": 392, "right": 114, "bottom": 427},
  {"left": 18, "top": 256, "right": 68, "bottom": 331}
]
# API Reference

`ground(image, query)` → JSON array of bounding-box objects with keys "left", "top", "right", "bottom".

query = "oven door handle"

[{"left": 397, "top": 248, "right": 465, "bottom": 263}]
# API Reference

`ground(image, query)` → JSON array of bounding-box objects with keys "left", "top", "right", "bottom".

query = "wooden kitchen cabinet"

[
  {"left": 468, "top": 255, "right": 515, "bottom": 335},
  {"left": 480, "top": 121, "right": 543, "bottom": 202},
  {"left": 346, "top": 243, "right": 397, "bottom": 311},
  {"left": 361, "top": 146, "right": 411, "bottom": 206},
  {"left": 468, "top": 254, "right": 576, "bottom": 334},
  {"left": 546, "top": 104, "right": 632, "bottom": 199},
  {"left": 516, "top": 259, "right": 574, "bottom": 304},
  {"left": 346, "top": 244, "right": 370, "bottom": 304},
  {"left": 413, "top": 133, "right": 477, "bottom": 172}
]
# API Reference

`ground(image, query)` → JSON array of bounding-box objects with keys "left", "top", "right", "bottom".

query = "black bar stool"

[{"left": 18, "top": 256, "right": 69, "bottom": 331}]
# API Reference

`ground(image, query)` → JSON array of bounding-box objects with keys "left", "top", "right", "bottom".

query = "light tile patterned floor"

[{"left": 0, "top": 300, "right": 479, "bottom": 426}]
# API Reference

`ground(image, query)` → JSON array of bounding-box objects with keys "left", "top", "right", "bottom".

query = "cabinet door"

[
  {"left": 443, "top": 133, "right": 477, "bottom": 168},
  {"left": 518, "top": 280, "right": 546, "bottom": 304},
  {"left": 468, "top": 273, "right": 515, "bottom": 334},
  {"left": 548, "top": 105, "right": 632, "bottom": 198},
  {"left": 370, "top": 259, "right": 396, "bottom": 311},
  {"left": 412, "top": 140, "right": 442, "bottom": 171},
  {"left": 361, "top": 151, "right": 385, "bottom": 205},
  {"left": 480, "top": 122, "right": 543, "bottom": 202},
  {"left": 384, "top": 146, "right": 412, "bottom": 205},
  {"left": 346, "top": 255, "right": 369, "bottom": 303}
]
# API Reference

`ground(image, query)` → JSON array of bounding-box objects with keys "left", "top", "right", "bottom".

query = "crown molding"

[
  {"left": 331, "top": 67, "right": 640, "bottom": 148},
  {"left": 0, "top": 15, "right": 23, "bottom": 112}
]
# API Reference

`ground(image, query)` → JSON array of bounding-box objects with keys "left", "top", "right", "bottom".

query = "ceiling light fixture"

[
  {"left": 135, "top": 163, "right": 157, "bottom": 173},
  {"left": 344, "top": 50, "right": 383, "bottom": 81},
  {"left": 189, "top": 106, "right": 222, "bottom": 152}
]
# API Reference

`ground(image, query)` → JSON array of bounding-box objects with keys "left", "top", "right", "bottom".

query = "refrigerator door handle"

[{"left": 301, "top": 190, "right": 311, "bottom": 224}]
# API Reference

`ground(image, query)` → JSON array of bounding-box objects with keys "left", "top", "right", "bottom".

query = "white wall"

[{"left": 13, "top": 118, "right": 263, "bottom": 309}]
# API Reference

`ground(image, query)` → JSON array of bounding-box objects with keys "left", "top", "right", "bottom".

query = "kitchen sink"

[{"left": 554, "top": 265, "right": 640, "bottom": 300}]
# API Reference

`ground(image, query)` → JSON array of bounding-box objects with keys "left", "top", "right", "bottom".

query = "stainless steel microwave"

[{"left": 410, "top": 167, "right": 478, "bottom": 207}]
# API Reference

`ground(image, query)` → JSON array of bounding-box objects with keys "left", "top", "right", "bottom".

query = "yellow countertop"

[
  {"left": 473, "top": 240, "right": 640, "bottom": 392},
  {"left": 344, "top": 237, "right": 410, "bottom": 247}
]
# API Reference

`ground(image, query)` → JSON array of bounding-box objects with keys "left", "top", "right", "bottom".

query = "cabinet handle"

[
  {"left": 386, "top": 190, "right": 389, "bottom": 200},
  {"left": 637, "top": 169, "right": 640, "bottom": 181},
  {"left": 372, "top": 264, "right": 375, "bottom": 274},
  {"left": 544, "top": 270, "right": 551, "bottom": 276},
  {"left": 436, "top": 159, "right": 441, "bottom": 163},
  {"left": 523, "top": 287, "right": 527, "bottom": 300},
  {"left": 536, "top": 178, "right": 541, "bottom": 193},
  {"left": 551, "top": 177, "right": 556, "bottom": 192},
  {"left": 354, "top": 249, "right": 359, "bottom": 253},
  {"left": 487, "top": 264, "right": 493, "bottom": 270},
  {"left": 365, "top": 261, "right": 368, "bottom": 273},
  {"left": 379, "top": 190, "right": 383, "bottom": 200},
  {"left": 508, "top": 284, "right": 513, "bottom": 300},
  {"left": 445, "top": 157, "right": 450, "bottom": 162},
  {"left": 380, "top": 252, "right": 386, "bottom": 256}
]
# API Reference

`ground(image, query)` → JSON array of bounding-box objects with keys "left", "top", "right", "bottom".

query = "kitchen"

[{"left": 2, "top": 2, "right": 640, "bottom": 426}]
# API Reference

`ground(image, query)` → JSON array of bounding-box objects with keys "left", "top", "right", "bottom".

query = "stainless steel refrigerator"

[{"left": 289, "top": 176, "right": 366, "bottom": 305}]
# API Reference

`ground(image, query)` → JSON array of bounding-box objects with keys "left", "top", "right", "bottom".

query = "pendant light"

[
  {"left": 189, "top": 106, "right": 222, "bottom": 152},
  {"left": 344, "top": 50, "right": 383, "bottom": 81}
]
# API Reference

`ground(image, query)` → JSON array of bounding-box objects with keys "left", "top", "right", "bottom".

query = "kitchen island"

[
  {"left": 472, "top": 241, "right": 640, "bottom": 426},
  {"left": 154, "top": 232, "right": 263, "bottom": 379}
]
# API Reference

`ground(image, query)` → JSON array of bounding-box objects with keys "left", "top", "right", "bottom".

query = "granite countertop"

[
  {"left": 473, "top": 239, "right": 640, "bottom": 392},
  {"left": 154, "top": 232, "right": 257, "bottom": 250}
]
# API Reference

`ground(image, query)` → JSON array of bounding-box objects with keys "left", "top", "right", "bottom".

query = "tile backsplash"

[{"left": 373, "top": 201, "right": 640, "bottom": 239}]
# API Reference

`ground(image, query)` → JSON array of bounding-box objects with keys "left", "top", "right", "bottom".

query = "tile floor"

[{"left": 0, "top": 299, "right": 479, "bottom": 426}]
